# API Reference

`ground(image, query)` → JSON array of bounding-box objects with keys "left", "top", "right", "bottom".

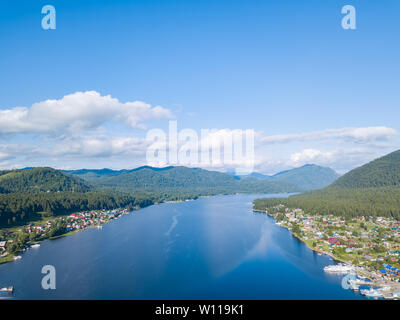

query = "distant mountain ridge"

[
  {"left": 0, "top": 164, "right": 339, "bottom": 195},
  {"left": 63, "top": 166, "right": 175, "bottom": 181},
  {"left": 67, "top": 166, "right": 301, "bottom": 193},
  {"left": 235, "top": 164, "right": 340, "bottom": 191},
  {"left": 272, "top": 164, "right": 340, "bottom": 190}
]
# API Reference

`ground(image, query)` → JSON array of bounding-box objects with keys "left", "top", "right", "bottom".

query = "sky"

[{"left": 0, "top": 0, "right": 399, "bottom": 174}]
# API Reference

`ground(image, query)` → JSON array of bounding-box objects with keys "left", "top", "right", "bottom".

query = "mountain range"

[
  {"left": 64, "top": 166, "right": 302, "bottom": 193},
  {"left": 3, "top": 147, "right": 400, "bottom": 226},
  {"left": 0, "top": 163, "right": 340, "bottom": 227},
  {"left": 0, "top": 164, "right": 340, "bottom": 196}
]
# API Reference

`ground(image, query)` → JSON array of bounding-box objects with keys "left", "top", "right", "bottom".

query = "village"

[
  {"left": 0, "top": 208, "right": 130, "bottom": 264},
  {"left": 263, "top": 204, "right": 400, "bottom": 299}
]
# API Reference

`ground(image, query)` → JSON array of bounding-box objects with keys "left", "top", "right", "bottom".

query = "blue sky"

[{"left": 0, "top": 0, "right": 399, "bottom": 173}]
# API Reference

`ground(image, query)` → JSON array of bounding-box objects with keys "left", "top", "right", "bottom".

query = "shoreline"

[
  {"left": 0, "top": 207, "right": 134, "bottom": 265},
  {"left": 255, "top": 209, "right": 351, "bottom": 265}
]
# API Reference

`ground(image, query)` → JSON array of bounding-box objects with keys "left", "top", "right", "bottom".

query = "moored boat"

[{"left": 0, "top": 286, "right": 14, "bottom": 293}]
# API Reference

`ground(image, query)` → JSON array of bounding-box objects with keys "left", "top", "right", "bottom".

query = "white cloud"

[
  {"left": 260, "top": 126, "right": 397, "bottom": 145},
  {"left": 0, "top": 91, "right": 173, "bottom": 134},
  {"left": 0, "top": 152, "right": 10, "bottom": 161},
  {"left": 0, "top": 109, "right": 398, "bottom": 175},
  {"left": 51, "top": 136, "right": 149, "bottom": 158},
  {"left": 290, "top": 149, "right": 334, "bottom": 165}
]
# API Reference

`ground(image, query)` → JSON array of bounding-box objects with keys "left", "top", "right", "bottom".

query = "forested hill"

[
  {"left": 69, "top": 166, "right": 235, "bottom": 189},
  {"left": 253, "top": 150, "right": 400, "bottom": 219},
  {"left": 329, "top": 150, "right": 400, "bottom": 188},
  {"left": 63, "top": 165, "right": 175, "bottom": 181},
  {"left": 68, "top": 166, "right": 301, "bottom": 193},
  {"left": 0, "top": 167, "right": 91, "bottom": 194}
]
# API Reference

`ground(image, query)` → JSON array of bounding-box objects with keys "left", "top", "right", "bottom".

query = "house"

[
  {"left": 328, "top": 237, "right": 339, "bottom": 245},
  {"left": 0, "top": 241, "right": 6, "bottom": 249}
]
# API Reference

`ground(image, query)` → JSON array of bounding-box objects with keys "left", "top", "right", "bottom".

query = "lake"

[{"left": 0, "top": 194, "right": 365, "bottom": 300}]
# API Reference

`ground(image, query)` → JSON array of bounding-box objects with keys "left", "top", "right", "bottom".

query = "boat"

[
  {"left": 30, "top": 244, "right": 40, "bottom": 249},
  {"left": 323, "top": 263, "right": 354, "bottom": 274},
  {"left": 0, "top": 286, "right": 14, "bottom": 293},
  {"left": 96, "top": 225, "right": 103, "bottom": 230},
  {"left": 13, "top": 255, "right": 22, "bottom": 261},
  {"left": 361, "top": 288, "right": 383, "bottom": 298}
]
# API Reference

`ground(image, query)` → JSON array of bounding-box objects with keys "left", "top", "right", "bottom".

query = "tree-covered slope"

[
  {"left": 0, "top": 167, "right": 91, "bottom": 194},
  {"left": 71, "top": 166, "right": 301, "bottom": 193},
  {"left": 0, "top": 191, "right": 154, "bottom": 227},
  {"left": 78, "top": 166, "right": 234, "bottom": 189},
  {"left": 330, "top": 150, "right": 400, "bottom": 188},
  {"left": 254, "top": 187, "right": 400, "bottom": 219}
]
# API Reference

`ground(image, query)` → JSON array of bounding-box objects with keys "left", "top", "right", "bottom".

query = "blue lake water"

[{"left": 0, "top": 194, "right": 365, "bottom": 300}]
